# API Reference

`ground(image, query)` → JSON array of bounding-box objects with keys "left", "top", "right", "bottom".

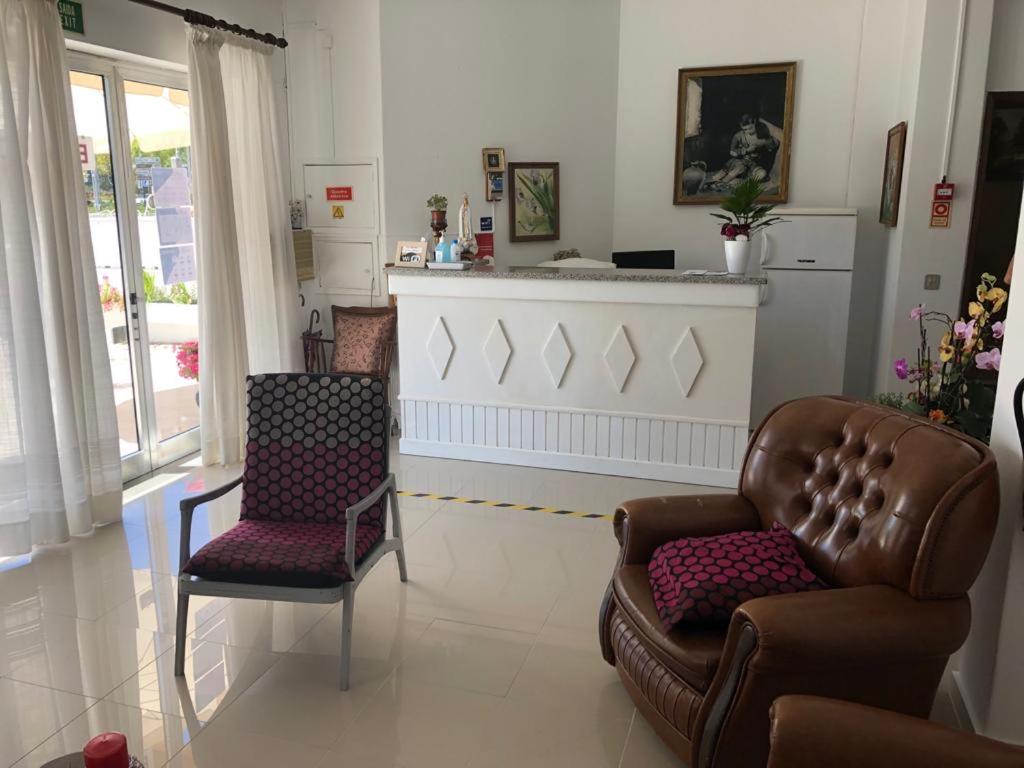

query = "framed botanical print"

[
  {"left": 508, "top": 162, "right": 559, "bottom": 242},
  {"left": 880, "top": 121, "right": 908, "bottom": 227},
  {"left": 674, "top": 62, "right": 797, "bottom": 205}
]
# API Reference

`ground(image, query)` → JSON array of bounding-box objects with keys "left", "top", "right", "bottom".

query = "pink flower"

[
  {"left": 953, "top": 319, "right": 975, "bottom": 341},
  {"left": 893, "top": 358, "right": 908, "bottom": 380},
  {"left": 992, "top": 321, "right": 1005, "bottom": 339},
  {"left": 910, "top": 305, "right": 925, "bottom": 320},
  {"left": 975, "top": 348, "right": 1001, "bottom": 371}
]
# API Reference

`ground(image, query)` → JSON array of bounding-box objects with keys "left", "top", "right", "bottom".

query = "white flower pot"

[{"left": 724, "top": 240, "right": 751, "bottom": 275}]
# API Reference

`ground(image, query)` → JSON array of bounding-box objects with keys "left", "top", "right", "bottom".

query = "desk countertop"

[{"left": 385, "top": 264, "right": 766, "bottom": 285}]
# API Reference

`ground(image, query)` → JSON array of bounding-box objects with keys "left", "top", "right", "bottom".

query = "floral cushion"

[
  {"left": 183, "top": 519, "right": 385, "bottom": 588},
  {"left": 648, "top": 523, "right": 827, "bottom": 630},
  {"left": 330, "top": 305, "right": 396, "bottom": 376}
]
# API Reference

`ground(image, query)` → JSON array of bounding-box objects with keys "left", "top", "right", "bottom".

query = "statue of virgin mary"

[{"left": 457, "top": 194, "right": 479, "bottom": 258}]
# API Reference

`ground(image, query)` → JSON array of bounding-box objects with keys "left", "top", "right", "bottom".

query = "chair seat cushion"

[
  {"left": 183, "top": 519, "right": 385, "bottom": 589},
  {"left": 613, "top": 565, "right": 726, "bottom": 692},
  {"left": 649, "top": 524, "right": 827, "bottom": 630}
]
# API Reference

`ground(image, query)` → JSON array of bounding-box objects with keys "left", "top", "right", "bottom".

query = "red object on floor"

[{"left": 83, "top": 733, "right": 129, "bottom": 768}]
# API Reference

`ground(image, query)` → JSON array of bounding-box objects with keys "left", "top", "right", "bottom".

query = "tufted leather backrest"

[
  {"left": 740, "top": 396, "right": 998, "bottom": 599},
  {"left": 240, "top": 373, "right": 389, "bottom": 527}
]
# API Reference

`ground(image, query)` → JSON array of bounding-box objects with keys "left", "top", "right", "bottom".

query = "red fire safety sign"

[{"left": 326, "top": 186, "right": 353, "bottom": 201}]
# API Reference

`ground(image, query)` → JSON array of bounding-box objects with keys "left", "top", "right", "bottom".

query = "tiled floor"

[{"left": 0, "top": 452, "right": 966, "bottom": 767}]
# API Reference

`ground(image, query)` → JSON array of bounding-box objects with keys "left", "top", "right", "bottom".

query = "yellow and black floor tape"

[{"left": 396, "top": 490, "right": 613, "bottom": 521}]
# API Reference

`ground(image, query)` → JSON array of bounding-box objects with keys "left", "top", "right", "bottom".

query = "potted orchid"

[
  {"left": 881, "top": 272, "right": 1006, "bottom": 441},
  {"left": 710, "top": 178, "right": 785, "bottom": 274}
]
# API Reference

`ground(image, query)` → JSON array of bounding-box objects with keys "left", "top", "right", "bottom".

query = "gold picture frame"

[
  {"left": 393, "top": 240, "right": 429, "bottom": 268},
  {"left": 482, "top": 147, "right": 506, "bottom": 173},
  {"left": 673, "top": 61, "right": 797, "bottom": 205}
]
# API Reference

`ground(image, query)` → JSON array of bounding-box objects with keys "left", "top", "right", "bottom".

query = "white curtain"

[
  {"left": 0, "top": 0, "right": 122, "bottom": 556},
  {"left": 187, "top": 27, "right": 301, "bottom": 466}
]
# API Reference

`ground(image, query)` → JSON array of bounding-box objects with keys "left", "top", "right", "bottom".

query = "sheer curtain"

[
  {"left": 0, "top": 0, "right": 122, "bottom": 556},
  {"left": 188, "top": 27, "right": 300, "bottom": 466}
]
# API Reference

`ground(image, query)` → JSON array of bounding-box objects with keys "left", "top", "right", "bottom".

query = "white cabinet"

[
  {"left": 303, "top": 161, "right": 381, "bottom": 300},
  {"left": 316, "top": 237, "right": 377, "bottom": 295},
  {"left": 304, "top": 162, "right": 378, "bottom": 231}
]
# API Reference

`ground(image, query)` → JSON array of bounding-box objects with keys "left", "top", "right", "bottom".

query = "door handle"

[
  {"left": 760, "top": 231, "right": 771, "bottom": 266},
  {"left": 759, "top": 281, "right": 769, "bottom": 305}
]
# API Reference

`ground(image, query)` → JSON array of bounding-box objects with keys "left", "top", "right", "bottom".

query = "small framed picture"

[
  {"left": 393, "top": 240, "right": 429, "bottom": 268},
  {"left": 482, "top": 148, "right": 506, "bottom": 172},
  {"left": 880, "top": 122, "right": 908, "bottom": 227}
]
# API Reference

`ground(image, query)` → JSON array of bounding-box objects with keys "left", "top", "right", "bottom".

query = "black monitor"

[{"left": 612, "top": 250, "right": 675, "bottom": 269}]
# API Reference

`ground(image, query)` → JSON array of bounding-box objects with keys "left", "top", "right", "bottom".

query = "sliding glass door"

[{"left": 69, "top": 53, "right": 199, "bottom": 480}]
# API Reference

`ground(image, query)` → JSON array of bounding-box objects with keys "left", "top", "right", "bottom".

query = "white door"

[
  {"left": 69, "top": 52, "right": 200, "bottom": 480},
  {"left": 751, "top": 269, "right": 853, "bottom": 426}
]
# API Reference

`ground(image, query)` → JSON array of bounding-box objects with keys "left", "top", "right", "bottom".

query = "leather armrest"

[
  {"left": 768, "top": 695, "right": 1024, "bottom": 768},
  {"left": 614, "top": 494, "right": 760, "bottom": 566},
  {"left": 731, "top": 585, "right": 970, "bottom": 668}
]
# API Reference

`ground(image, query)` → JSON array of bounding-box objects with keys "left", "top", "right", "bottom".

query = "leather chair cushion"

[
  {"left": 613, "top": 564, "right": 726, "bottom": 691},
  {"left": 183, "top": 519, "right": 384, "bottom": 588},
  {"left": 649, "top": 523, "right": 827, "bottom": 629}
]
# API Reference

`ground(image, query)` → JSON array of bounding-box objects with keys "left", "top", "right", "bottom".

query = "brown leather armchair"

[
  {"left": 599, "top": 396, "right": 999, "bottom": 768},
  {"left": 767, "top": 695, "right": 1024, "bottom": 768}
]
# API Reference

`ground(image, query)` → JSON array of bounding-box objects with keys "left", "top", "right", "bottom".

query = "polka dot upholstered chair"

[{"left": 174, "top": 373, "right": 407, "bottom": 690}]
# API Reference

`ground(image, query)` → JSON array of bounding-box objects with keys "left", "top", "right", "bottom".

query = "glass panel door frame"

[{"left": 68, "top": 50, "right": 199, "bottom": 480}]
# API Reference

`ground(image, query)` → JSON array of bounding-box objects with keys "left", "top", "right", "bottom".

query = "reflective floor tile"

[
  {"left": 0, "top": 609, "right": 174, "bottom": 698},
  {"left": 189, "top": 599, "right": 332, "bottom": 653},
  {"left": 13, "top": 699, "right": 193, "bottom": 768},
  {"left": 0, "top": 678, "right": 95, "bottom": 766},
  {"left": 105, "top": 636, "right": 281, "bottom": 725},
  {"left": 395, "top": 619, "right": 534, "bottom": 697},
  {"left": 325, "top": 677, "right": 504, "bottom": 768}
]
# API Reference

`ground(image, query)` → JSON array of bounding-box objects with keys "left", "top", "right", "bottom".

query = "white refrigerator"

[{"left": 750, "top": 209, "right": 857, "bottom": 426}]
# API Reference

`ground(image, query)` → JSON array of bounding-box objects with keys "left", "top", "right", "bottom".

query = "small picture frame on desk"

[{"left": 393, "top": 240, "right": 429, "bottom": 268}]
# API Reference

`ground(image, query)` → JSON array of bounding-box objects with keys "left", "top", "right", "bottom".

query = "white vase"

[{"left": 724, "top": 240, "right": 751, "bottom": 275}]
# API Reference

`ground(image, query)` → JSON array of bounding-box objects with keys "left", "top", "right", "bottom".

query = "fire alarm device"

[{"left": 933, "top": 182, "right": 955, "bottom": 201}]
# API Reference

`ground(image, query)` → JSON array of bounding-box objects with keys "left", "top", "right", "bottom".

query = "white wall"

[
  {"left": 958, "top": 192, "right": 1024, "bottom": 744},
  {"left": 873, "top": 0, "right": 994, "bottom": 395},
  {"left": 613, "top": 0, "right": 928, "bottom": 399},
  {"left": 63, "top": 0, "right": 286, "bottom": 68},
  {"left": 987, "top": 0, "right": 1024, "bottom": 91},
  {"left": 378, "top": 0, "right": 620, "bottom": 267},
  {"left": 956, "top": 0, "right": 1024, "bottom": 743}
]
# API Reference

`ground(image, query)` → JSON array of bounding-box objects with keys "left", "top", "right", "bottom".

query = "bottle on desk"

[
  {"left": 434, "top": 234, "right": 449, "bottom": 263},
  {"left": 450, "top": 238, "right": 462, "bottom": 263}
]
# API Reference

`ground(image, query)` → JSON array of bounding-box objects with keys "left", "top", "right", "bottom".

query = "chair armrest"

[
  {"left": 178, "top": 476, "right": 242, "bottom": 573},
  {"left": 694, "top": 587, "right": 972, "bottom": 768},
  {"left": 614, "top": 494, "right": 760, "bottom": 566},
  {"left": 731, "top": 585, "right": 970, "bottom": 668},
  {"left": 344, "top": 474, "right": 396, "bottom": 572},
  {"left": 768, "top": 695, "right": 1024, "bottom": 768}
]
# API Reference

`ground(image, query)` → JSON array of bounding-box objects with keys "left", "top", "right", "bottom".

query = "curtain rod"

[{"left": 126, "top": 0, "right": 288, "bottom": 48}]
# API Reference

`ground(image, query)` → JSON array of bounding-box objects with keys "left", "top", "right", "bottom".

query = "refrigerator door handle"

[
  {"left": 760, "top": 230, "right": 771, "bottom": 266},
  {"left": 759, "top": 280, "right": 769, "bottom": 306}
]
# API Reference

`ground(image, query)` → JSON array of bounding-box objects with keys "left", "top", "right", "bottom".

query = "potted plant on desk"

[
  {"left": 427, "top": 194, "right": 448, "bottom": 245},
  {"left": 711, "top": 178, "right": 785, "bottom": 274}
]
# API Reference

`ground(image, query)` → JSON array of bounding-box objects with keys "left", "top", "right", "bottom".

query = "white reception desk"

[{"left": 386, "top": 266, "right": 765, "bottom": 488}]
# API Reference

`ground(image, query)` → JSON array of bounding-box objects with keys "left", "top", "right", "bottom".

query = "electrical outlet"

[{"left": 924, "top": 274, "right": 941, "bottom": 290}]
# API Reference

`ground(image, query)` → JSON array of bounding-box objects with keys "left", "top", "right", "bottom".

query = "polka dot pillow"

[{"left": 648, "top": 523, "right": 828, "bottom": 630}]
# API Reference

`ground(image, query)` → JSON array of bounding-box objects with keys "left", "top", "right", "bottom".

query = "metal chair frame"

[{"left": 174, "top": 404, "right": 407, "bottom": 691}]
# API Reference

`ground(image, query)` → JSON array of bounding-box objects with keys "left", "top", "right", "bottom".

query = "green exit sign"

[{"left": 59, "top": 0, "right": 84, "bottom": 35}]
